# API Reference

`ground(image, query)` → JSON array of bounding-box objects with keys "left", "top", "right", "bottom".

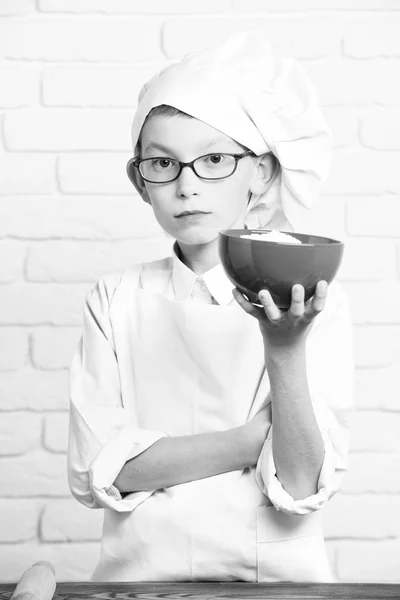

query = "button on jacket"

[{"left": 68, "top": 245, "right": 354, "bottom": 582}]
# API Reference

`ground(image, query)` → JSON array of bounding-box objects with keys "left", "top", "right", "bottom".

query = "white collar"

[{"left": 171, "top": 242, "right": 235, "bottom": 306}]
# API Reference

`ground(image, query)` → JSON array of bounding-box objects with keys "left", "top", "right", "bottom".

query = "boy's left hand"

[{"left": 233, "top": 281, "right": 328, "bottom": 352}]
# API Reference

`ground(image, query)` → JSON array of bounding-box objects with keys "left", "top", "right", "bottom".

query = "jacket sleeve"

[
  {"left": 255, "top": 281, "right": 354, "bottom": 515},
  {"left": 68, "top": 271, "right": 167, "bottom": 512}
]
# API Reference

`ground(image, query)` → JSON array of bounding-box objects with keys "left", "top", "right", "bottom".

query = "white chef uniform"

[{"left": 68, "top": 243, "right": 354, "bottom": 583}]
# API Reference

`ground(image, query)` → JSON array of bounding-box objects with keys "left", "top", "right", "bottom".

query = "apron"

[{"left": 92, "top": 263, "right": 334, "bottom": 583}]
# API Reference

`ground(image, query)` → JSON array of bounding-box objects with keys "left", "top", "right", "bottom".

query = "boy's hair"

[
  {"left": 145, "top": 104, "right": 192, "bottom": 120},
  {"left": 137, "top": 104, "right": 192, "bottom": 156}
]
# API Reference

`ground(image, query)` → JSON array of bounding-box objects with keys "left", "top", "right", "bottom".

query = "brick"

[
  {"left": 344, "top": 18, "right": 400, "bottom": 59},
  {"left": 41, "top": 499, "right": 102, "bottom": 542},
  {"left": 0, "top": 240, "right": 27, "bottom": 282},
  {"left": 324, "top": 151, "right": 400, "bottom": 195},
  {"left": 361, "top": 109, "right": 400, "bottom": 150},
  {"left": 58, "top": 154, "right": 135, "bottom": 194},
  {"left": 323, "top": 494, "right": 400, "bottom": 539},
  {"left": 26, "top": 239, "right": 173, "bottom": 282},
  {"left": 321, "top": 107, "right": 362, "bottom": 149},
  {"left": 311, "top": 196, "right": 347, "bottom": 242},
  {"left": 0, "top": 155, "right": 56, "bottom": 195},
  {"left": 0, "top": 18, "right": 162, "bottom": 62},
  {"left": 0, "top": 196, "right": 164, "bottom": 240},
  {"left": 398, "top": 244, "right": 400, "bottom": 279},
  {"left": 0, "top": 328, "right": 29, "bottom": 371},
  {"left": 42, "top": 63, "right": 165, "bottom": 107},
  {"left": 342, "top": 282, "right": 400, "bottom": 325},
  {"left": 342, "top": 453, "right": 400, "bottom": 494},
  {"left": 0, "top": 450, "right": 69, "bottom": 497},
  {"left": 337, "top": 238, "right": 397, "bottom": 282},
  {"left": 353, "top": 325, "right": 400, "bottom": 368},
  {"left": 162, "top": 16, "right": 343, "bottom": 60},
  {"left": 0, "top": 0, "right": 35, "bottom": 14},
  {"left": 337, "top": 540, "right": 400, "bottom": 582},
  {"left": 0, "top": 119, "right": 4, "bottom": 152},
  {"left": 0, "top": 413, "right": 42, "bottom": 456},
  {"left": 0, "top": 369, "right": 69, "bottom": 411},
  {"left": 4, "top": 110, "right": 133, "bottom": 152},
  {"left": 303, "top": 61, "right": 400, "bottom": 106},
  {"left": 43, "top": 413, "right": 69, "bottom": 453},
  {"left": 39, "top": 0, "right": 230, "bottom": 13},
  {"left": 0, "top": 541, "right": 100, "bottom": 582},
  {"left": 31, "top": 328, "right": 81, "bottom": 370},
  {"left": 0, "top": 283, "right": 91, "bottom": 325},
  {"left": 350, "top": 412, "right": 400, "bottom": 453},
  {"left": 355, "top": 364, "right": 400, "bottom": 411},
  {"left": 0, "top": 66, "right": 39, "bottom": 108},
  {"left": 0, "top": 500, "right": 41, "bottom": 542},
  {"left": 347, "top": 195, "right": 400, "bottom": 238},
  {"left": 234, "top": 0, "right": 400, "bottom": 9}
]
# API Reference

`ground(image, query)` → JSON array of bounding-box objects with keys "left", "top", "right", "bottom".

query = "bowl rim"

[{"left": 219, "top": 228, "right": 343, "bottom": 246}]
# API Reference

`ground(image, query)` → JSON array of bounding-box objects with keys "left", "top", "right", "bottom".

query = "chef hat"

[{"left": 131, "top": 30, "right": 332, "bottom": 233}]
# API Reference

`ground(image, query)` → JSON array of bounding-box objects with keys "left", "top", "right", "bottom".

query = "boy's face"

[{"left": 138, "top": 115, "right": 257, "bottom": 247}]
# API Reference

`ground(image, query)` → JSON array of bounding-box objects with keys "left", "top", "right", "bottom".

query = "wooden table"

[{"left": 1, "top": 582, "right": 400, "bottom": 599}]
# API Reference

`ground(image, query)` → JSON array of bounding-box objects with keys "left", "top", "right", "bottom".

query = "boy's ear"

[
  {"left": 126, "top": 158, "right": 152, "bottom": 205},
  {"left": 249, "top": 153, "right": 277, "bottom": 196}
]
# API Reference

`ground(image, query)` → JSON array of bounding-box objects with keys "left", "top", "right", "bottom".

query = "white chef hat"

[{"left": 131, "top": 30, "right": 332, "bottom": 233}]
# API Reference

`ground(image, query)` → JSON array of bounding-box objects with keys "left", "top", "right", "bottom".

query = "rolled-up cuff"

[
  {"left": 255, "top": 427, "right": 336, "bottom": 515},
  {"left": 89, "top": 422, "right": 167, "bottom": 512}
]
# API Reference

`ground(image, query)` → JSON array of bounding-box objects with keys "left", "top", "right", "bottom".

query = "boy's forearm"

[
  {"left": 114, "top": 425, "right": 262, "bottom": 493},
  {"left": 266, "top": 344, "right": 325, "bottom": 500}
]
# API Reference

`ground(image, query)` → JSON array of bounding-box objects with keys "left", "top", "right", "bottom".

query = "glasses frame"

[{"left": 131, "top": 150, "right": 255, "bottom": 183}]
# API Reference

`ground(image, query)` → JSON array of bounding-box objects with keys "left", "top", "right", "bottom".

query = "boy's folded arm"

[
  {"left": 113, "top": 419, "right": 266, "bottom": 493},
  {"left": 68, "top": 275, "right": 268, "bottom": 512}
]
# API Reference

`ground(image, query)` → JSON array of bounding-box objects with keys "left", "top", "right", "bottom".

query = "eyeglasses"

[{"left": 131, "top": 151, "right": 254, "bottom": 183}]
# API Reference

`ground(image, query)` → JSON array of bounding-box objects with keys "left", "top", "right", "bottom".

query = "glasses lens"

[
  {"left": 194, "top": 154, "right": 236, "bottom": 179},
  {"left": 139, "top": 158, "right": 180, "bottom": 182}
]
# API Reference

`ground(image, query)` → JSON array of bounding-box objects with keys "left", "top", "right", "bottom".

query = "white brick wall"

[
  {"left": 304, "top": 61, "right": 400, "bottom": 106},
  {"left": 162, "top": 16, "right": 344, "bottom": 60},
  {"left": 3, "top": 110, "right": 133, "bottom": 151},
  {"left": 0, "top": 0, "right": 399, "bottom": 585},
  {"left": 343, "top": 17, "right": 400, "bottom": 58},
  {"left": 42, "top": 63, "right": 165, "bottom": 107},
  {"left": 0, "top": 18, "right": 163, "bottom": 62}
]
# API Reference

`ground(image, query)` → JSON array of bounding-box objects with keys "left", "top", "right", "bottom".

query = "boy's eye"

[
  {"left": 207, "top": 154, "right": 224, "bottom": 164},
  {"left": 152, "top": 158, "right": 174, "bottom": 169}
]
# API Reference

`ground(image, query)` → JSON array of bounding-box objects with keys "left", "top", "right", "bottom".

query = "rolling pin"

[{"left": 11, "top": 562, "right": 56, "bottom": 600}]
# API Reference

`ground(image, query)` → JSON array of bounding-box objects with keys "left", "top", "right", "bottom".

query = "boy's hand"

[
  {"left": 233, "top": 281, "right": 328, "bottom": 353},
  {"left": 247, "top": 406, "right": 270, "bottom": 440},
  {"left": 242, "top": 407, "right": 271, "bottom": 464}
]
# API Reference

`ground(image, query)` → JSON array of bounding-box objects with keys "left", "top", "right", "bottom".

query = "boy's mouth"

[{"left": 175, "top": 210, "right": 211, "bottom": 218}]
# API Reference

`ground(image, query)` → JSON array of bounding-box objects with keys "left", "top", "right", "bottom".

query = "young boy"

[{"left": 68, "top": 31, "right": 353, "bottom": 583}]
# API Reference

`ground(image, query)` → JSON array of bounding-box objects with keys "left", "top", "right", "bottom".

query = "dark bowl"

[{"left": 218, "top": 229, "right": 344, "bottom": 309}]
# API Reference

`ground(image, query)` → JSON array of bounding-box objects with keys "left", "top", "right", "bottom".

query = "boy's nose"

[{"left": 176, "top": 165, "right": 199, "bottom": 198}]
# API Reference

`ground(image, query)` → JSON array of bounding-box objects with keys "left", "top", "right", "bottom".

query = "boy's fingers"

[
  {"left": 313, "top": 280, "right": 328, "bottom": 311},
  {"left": 305, "top": 280, "right": 328, "bottom": 321},
  {"left": 258, "top": 290, "right": 281, "bottom": 322},
  {"left": 289, "top": 284, "right": 305, "bottom": 318},
  {"left": 232, "top": 288, "right": 258, "bottom": 316},
  {"left": 233, "top": 288, "right": 267, "bottom": 320}
]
